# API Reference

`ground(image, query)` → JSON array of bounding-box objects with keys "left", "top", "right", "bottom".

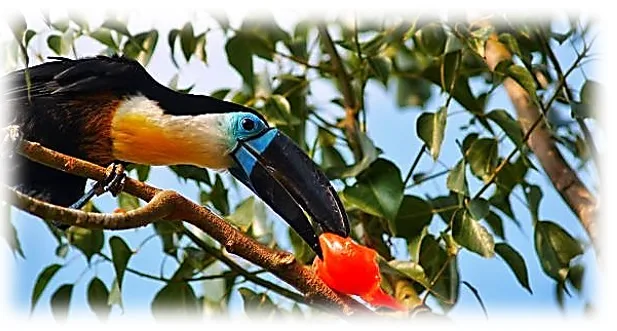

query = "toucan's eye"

[{"left": 242, "top": 118, "right": 255, "bottom": 131}]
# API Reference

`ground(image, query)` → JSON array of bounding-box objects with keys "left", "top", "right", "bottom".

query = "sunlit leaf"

[
  {"left": 534, "top": 221, "right": 584, "bottom": 282},
  {"left": 453, "top": 211, "right": 495, "bottom": 258},
  {"left": 466, "top": 138, "right": 498, "bottom": 181},
  {"left": 447, "top": 158, "right": 468, "bottom": 196}
]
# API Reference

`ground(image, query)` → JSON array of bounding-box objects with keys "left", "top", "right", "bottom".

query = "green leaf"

[
  {"left": 194, "top": 33, "right": 207, "bottom": 64},
  {"left": 572, "top": 80, "right": 599, "bottom": 119},
  {"left": 498, "top": 33, "right": 522, "bottom": 58},
  {"left": 271, "top": 94, "right": 290, "bottom": 113},
  {"left": 567, "top": 264, "right": 585, "bottom": 293},
  {"left": 534, "top": 221, "right": 584, "bottom": 282},
  {"left": 87, "top": 277, "right": 111, "bottom": 321},
  {"left": 391, "top": 195, "right": 433, "bottom": 240},
  {"left": 2, "top": 205, "right": 24, "bottom": 258},
  {"left": 342, "top": 158, "right": 404, "bottom": 222},
  {"left": 31, "top": 264, "right": 62, "bottom": 312},
  {"left": 452, "top": 211, "right": 495, "bottom": 258},
  {"left": 467, "top": 198, "right": 490, "bottom": 221},
  {"left": 325, "top": 131, "right": 378, "bottom": 179},
  {"left": 8, "top": 12, "right": 27, "bottom": 42},
  {"left": 466, "top": 138, "right": 498, "bottom": 181},
  {"left": 447, "top": 158, "right": 468, "bottom": 196},
  {"left": 524, "top": 184, "right": 543, "bottom": 224},
  {"left": 167, "top": 28, "right": 180, "bottom": 67},
  {"left": 47, "top": 35, "right": 70, "bottom": 55},
  {"left": 151, "top": 282, "right": 200, "bottom": 319},
  {"left": 487, "top": 109, "right": 524, "bottom": 147},
  {"left": 484, "top": 211, "right": 505, "bottom": 239},
  {"left": 416, "top": 107, "right": 447, "bottom": 160},
  {"left": 117, "top": 191, "right": 140, "bottom": 211},
  {"left": 226, "top": 197, "right": 256, "bottom": 231},
  {"left": 133, "top": 164, "right": 151, "bottom": 182},
  {"left": 387, "top": 260, "right": 431, "bottom": 287},
  {"left": 368, "top": 55, "right": 392, "bottom": 87},
  {"left": 50, "top": 284, "right": 74, "bottom": 322},
  {"left": 507, "top": 65, "right": 538, "bottom": 103},
  {"left": 109, "top": 236, "right": 132, "bottom": 297},
  {"left": 495, "top": 243, "right": 532, "bottom": 294},
  {"left": 210, "top": 88, "right": 230, "bottom": 100},
  {"left": 66, "top": 227, "right": 103, "bottom": 263},
  {"left": 180, "top": 23, "right": 195, "bottom": 62},
  {"left": 226, "top": 34, "right": 254, "bottom": 92},
  {"left": 440, "top": 51, "right": 460, "bottom": 92},
  {"left": 238, "top": 288, "right": 278, "bottom": 318},
  {"left": 24, "top": 29, "right": 36, "bottom": 47},
  {"left": 107, "top": 278, "right": 123, "bottom": 309},
  {"left": 169, "top": 165, "right": 211, "bottom": 185},
  {"left": 153, "top": 220, "right": 183, "bottom": 256},
  {"left": 396, "top": 76, "right": 432, "bottom": 108},
  {"left": 51, "top": 19, "right": 70, "bottom": 33},
  {"left": 90, "top": 28, "right": 118, "bottom": 50},
  {"left": 55, "top": 243, "right": 69, "bottom": 258},
  {"left": 415, "top": 23, "right": 446, "bottom": 56},
  {"left": 201, "top": 174, "right": 229, "bottom": 215},
  {"left": 419, "top": 235, "right": 459, "bottom": 305},
  {"left": 288, "top": 226, "right": 315, "bottom": 265},
  {"left": 122, "top": 30, "right": 158, "bottom": 66},
  {"left": 102, "top": 18, "right": 130, "bottom": 36}
]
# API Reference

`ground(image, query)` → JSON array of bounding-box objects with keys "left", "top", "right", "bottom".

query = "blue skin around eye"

[{"left": 229, "top": 113, "right": 266, "bottom": 141}]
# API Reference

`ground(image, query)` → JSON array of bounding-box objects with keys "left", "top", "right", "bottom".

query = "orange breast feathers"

[{"left": 110, "top": 96, "right": 235, "bottom": 169}]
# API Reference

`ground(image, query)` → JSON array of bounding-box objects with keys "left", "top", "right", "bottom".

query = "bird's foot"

[
  {"left": 1, "top": 125, "right": 23, "bottom": 159},
  {"left": 98, "top": 163, "right": 126, "bottom": 197},
  {"left": 70, "top": 162, "right": 126, "bottom": 210}
]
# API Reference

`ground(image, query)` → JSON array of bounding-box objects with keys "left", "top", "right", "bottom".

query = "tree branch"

[
  {"left": 7, "top": 139, "right": 372, "bottom": 316},
  {"left": 478, "top": 22, "right": 598, "bottom": 246}
]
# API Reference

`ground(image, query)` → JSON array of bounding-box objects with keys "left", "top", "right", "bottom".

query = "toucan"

[{"left": 2, "top": 55, "right": 350, "bottom": 257}]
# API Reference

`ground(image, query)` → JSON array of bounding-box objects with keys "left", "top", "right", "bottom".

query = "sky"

[{"left": 0, "top": 9, "right": 601, "bottom": 323}]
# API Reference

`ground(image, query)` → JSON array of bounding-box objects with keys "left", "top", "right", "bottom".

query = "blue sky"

[{"left": 1, "top": 10, "right": 599, "bottom": 320}]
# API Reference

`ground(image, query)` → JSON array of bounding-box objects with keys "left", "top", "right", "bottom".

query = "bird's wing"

[{"left": 2, "top": 55, "right": 153, "bottom": 101}]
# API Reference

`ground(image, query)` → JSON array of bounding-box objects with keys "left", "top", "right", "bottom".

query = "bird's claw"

[{"left": 94, "top": 163, "right": 126, "bottom": 197}]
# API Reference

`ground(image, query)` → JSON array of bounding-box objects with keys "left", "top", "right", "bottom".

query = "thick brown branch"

[
  {"left": 8, "top": 139, "right": 372, "bottom": 316},
  {"left": 480, "top": 25, "right": 597, "bottom": 245}
]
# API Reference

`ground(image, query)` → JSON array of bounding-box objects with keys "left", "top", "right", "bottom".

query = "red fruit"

[{"left": 313, "top": 233, "right": 406, "bottom": 311}]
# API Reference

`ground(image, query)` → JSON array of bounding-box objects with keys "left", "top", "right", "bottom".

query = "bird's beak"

[{"left": 229, "top": 128, "right": 350, "bottom": 258}]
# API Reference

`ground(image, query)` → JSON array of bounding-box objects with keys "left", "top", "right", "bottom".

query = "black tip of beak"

[{"left": 231, "top": 129, "right": 350, "bottom": 258}]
